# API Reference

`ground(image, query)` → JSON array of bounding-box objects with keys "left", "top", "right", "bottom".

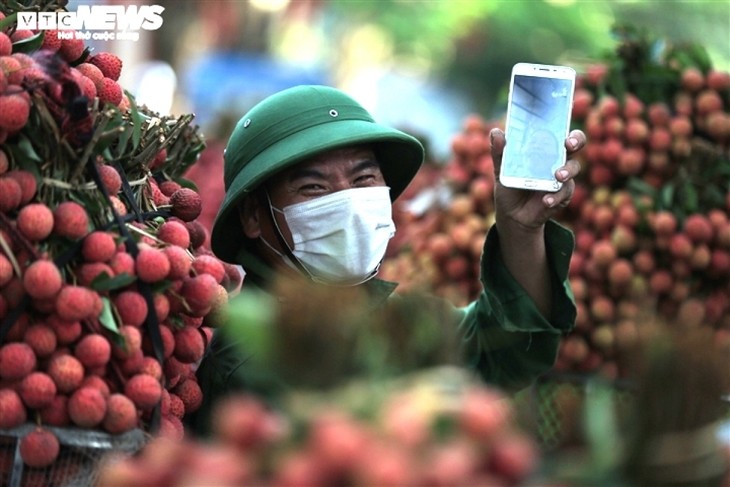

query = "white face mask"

[{"left": 263, "top": 186, "right": 395, "bottom": 286}]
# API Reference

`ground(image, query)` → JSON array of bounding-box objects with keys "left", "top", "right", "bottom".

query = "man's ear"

[{"left": 238, "top": 194, "right": 262, "bottom": 239}]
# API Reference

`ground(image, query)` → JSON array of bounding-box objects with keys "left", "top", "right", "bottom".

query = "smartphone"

[{"left": 500, "top": 63, "right": 576, "bottom": 192}]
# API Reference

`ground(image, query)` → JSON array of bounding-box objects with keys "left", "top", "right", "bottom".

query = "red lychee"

[
  {"left": 0, "top": 32, "right": 11, "bottom": 56},
  {"left": 68, "top": 386, "right": 107, "bottom": 428},
  {"left": 684, "top": 214, "right": 714, "bottom": 244},
  {"left": 97, "top": 163, "right": 122, "bottom": 195},
  {"left": 46, "top": 314, "right": 82, "bottom": 345},
  {"left": 0, "top": 176, "right": 22, "bottom": 211},
  {"left": 0, "top": 342, "right": 36, "bottom": 380},
  {"left": 23, "top": 259, "right": 63, "bottom": 300},
  {"left": 0, "top": 388, "right": 27, "bottom": 428},
  {"left": 19, "top": 428, "right": 60, "bottom": 468},
  {"left": 82, "top": 231, "right": 117, "bottom": 263},
  {"left": 159, "top": 180, "right": 182, "bottom": 197},
  {"left": 89, "top": 52, "right": 123, "bottom": 81},
  {"left": 173, "top": 326, "right": 206, "bottom": 364},
  {"left": 158, "top": 220, "right": 191, "bottom": 248},
  {"left": 0, "top": 93, "right": 31, "bottom": 132},
  {"left": 17, "top": 203, "right": 54, "bottom": 241},
  {"left": 55, "top": 285, "right": 98, "bottom": 321},
  {"left": 98, "top": 76, "right": 123, "bottom": 106},
  {"left": 181, "top": 273, "right": 219, "bottom": 313},
  {"left": 58, "top": 37, "right": 85, "bottom": 63},
  {"left": 75, "top": 62, "right": 104, "bottom": 87},
  {"left": 112, "top": 325, "right": 143, "bottom": 360},
  {"left": 186, "top": 220, "right": 208, "bottom": 249},
  {"left": 53, "top": 201, "right": 89, "bottom": 240},
  {"left": 103, "top": 393, "right": 138, "bottom": 434},
  {"left": 39, "top": 394, "right": 70, "bottom": 426},
  {"left": 23, "top": 323, "right": 57, "bottom": 358},
  {"left": 135, "top": 246, "right": 171, "bottom": 283},
  {"left": 680, "top": 66, "right": 705, "bottom": 92},
  {"left": 19, "top": 371, "right": 57, "bottom": 409},
  {"left": 173, "top": 378, "right": 203, "bottom": 414},
  {"left": 124, "top": 373, "right": 162, "bottom": 410},
  {"left": 192, "top": 254, "right": 226, "bottom": 283},
  {"left": 113, "top": 290, "right": 149, "bottom": 327},
  {"left": 5, "top": 169, "right": 36, "bottom": 204},
  {"left": 75, "top": 262, "right": 115, "bottom": 287},
  {"left": 164, "top": 245, "right": 193, "bottom": 280},
  {"left": 170, "top": 188, "right": 202, "bottom": 222},
  {"left": 74, "top": 333, "right": 112, "bottom": 369},
  {"left": 110, "top": 250, "right": 136, "bottom": 277},
  {"left": 47, "top": 353, "right": 85, "bottom": 394}
]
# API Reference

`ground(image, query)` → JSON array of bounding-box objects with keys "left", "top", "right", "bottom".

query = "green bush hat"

[{"left": 210, "top": 85, "right": 425, "bottom": 263}]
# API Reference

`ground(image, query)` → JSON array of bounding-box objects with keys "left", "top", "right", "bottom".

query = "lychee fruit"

[
  {"left": 0, "top": 32, "right": 11, "bottom": 56},
  {"left": 165, "top": 245, "right": 192, "bottom": 280},
  {"left": 181, "top": 273, "right": 219, "bottom": 312},
  {"left": 135, "top": 246, "right": 171, "bottom": 283},
  {"left": 82, "top": 231, "right": 117, "bottom": 263},
  {"left": 89, "top": 52, "right": 123, "bottom": 81},
  {"left": 173, "top": 326, "right": 206, "bottom": 364},
  {"left": 81, "top": 375, "right": 111, "bottom": 399},
  {"left": 53, "top": 201, "right": 89, "bottom": 240},
  {"left": 39, "top": 394, "right": 70, "bottom": 426},
  {"left": 103, "top": 393, "right": 138, "bottom": 434},
  {"left": 97, "top": 163, "right": 122, "bottom": 195},
  {"left": 170, "top": 188, "right": 202, "bottom": 222},
  {"left": 0, "top": 342, "right": 36, "bottom": 380},
  {"left": 68, "top": 386, "right": 107, "bottom": 428},
  {"left": 0, "top": 176, "right": 22, "bottom": 211},
  {"left": 0, "top": 388, "right": 27, "bottom": 428},
  {"left": 683, "top": 214, "right": 714, "bottom": 244},
  {"left": 74, "top": 333, "right": 112, "bottom": 369},
  {"left": 110, "top": 250, "right": 136, "bottom": 277},
  {"left": 5, "top": 169, "right": 37, "bottom": 204},
  {"left": 98, "top": 77, "right": 123, "bottom": 106},
  {"left": 58, "top": 37, "right": 85, "bottom": 63},
  {"left": 113, "top": 290, "right": 149, "bottom": 327},
  {"left": 75, "top": 262, "right": 115, "bottom": 287},
  {"left": 192, "top": 254, "right": 226, "bottom": 283},
  {"left": 186, "top": 220, "right": 208, "bottom": 249},
  {"left": 22, "top": 259, "right": 63, "bottom": 300},
  {"left": 47, "top": 353, "right": 85, "bottom": 394},
  {"left": 17, "top": 203, "right": 55, "bottom": 241},
  {"left": 75, "top": 62, "right": 104, "bottom": 87},
  {"left": 46, "top": 314, "right": 83, "bottom": 345},
  {"left": 173, "top": 378, "right": 203, "bottom": 414},
  {"left": 23, "top": 323, "right": 57, "bottom": 358},
  {"left": 157, "top": 220, "right": 191, "bottom": 248},
  {"left": 19, "top": 428, "right": 60, "bottom": 468},
  {"left": 124, "top": 373, "right": 162, "bottom": 410},
  {"left": 19, "top": 371, "right": 57, "bottom": 409},
  {"left": 55, "top": 285, "right": 98, "bottom": 321},
  {"left": 0, "top": 93, "right": 31, "bottom": 132},
  {"left": 0, "top": 253, "right": 13, "bottom": 287},
  {"left": 159, "top": 180, "right": 182, "bottom": 197},
  {"left": 112, "top": 325, "right": 143, "bottom": 360}
]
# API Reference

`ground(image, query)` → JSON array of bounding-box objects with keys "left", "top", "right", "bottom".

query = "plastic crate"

[{"left": 0, "top": 424, "right": 146, "bottom": 487}]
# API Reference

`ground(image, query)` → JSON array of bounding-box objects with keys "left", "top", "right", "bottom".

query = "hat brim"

[{"left": 210, "top": 119, "right": 424, "bottom": 263}]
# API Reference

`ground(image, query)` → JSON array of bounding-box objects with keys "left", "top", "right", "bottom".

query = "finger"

[
  {"left": 489, "top": 128, "right": 506, "bottom": 176},
  {"left": 565, "top": 129, "right": 587, "bottom": 155},
  {"left": 544, "top": 178, "right": 575, "bottom": 208},
  {"left": 555, "top": 157, "right": 582, "bottom": 182}
]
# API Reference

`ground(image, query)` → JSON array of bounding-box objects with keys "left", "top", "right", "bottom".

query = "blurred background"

[{"left": 73, "top": 0, "right": 730, "bottom": 234}]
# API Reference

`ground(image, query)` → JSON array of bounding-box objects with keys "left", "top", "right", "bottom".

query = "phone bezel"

[{"left": 499, "top": 62, "right": 576, "bottom": 192}]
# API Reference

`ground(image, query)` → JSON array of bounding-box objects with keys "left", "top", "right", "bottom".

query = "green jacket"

[{"left": 186, "top": 220, "right": 575, "bottom": 436}]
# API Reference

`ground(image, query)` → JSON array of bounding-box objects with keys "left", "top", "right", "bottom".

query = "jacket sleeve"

[{"left": 458, "top": 219, "right": 576, "bottom": 392}]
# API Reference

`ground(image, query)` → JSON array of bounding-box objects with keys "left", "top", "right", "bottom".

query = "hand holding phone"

[{"left": 500, "top": 63, "right": 576, "bottom": 192}]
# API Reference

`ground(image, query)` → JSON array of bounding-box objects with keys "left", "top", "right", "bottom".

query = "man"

[{"left": 188, "top": 85, "right": 584, "bottom": 435}]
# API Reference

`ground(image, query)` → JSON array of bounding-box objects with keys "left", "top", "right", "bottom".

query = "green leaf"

[
  {"left": 12, "top": 31, "right": 44, "bottom": 54},
  {"left": 90, "top": 272, "right": 137, "bottom": 292},
  {"left": 659, "top": 184, "right": 674, "bottom": 209},
  {"left": 223, "top": 289, "right": 277, "bottom": 365},
  {"left": 0, "top": 13, "right": 17, "bottom": 32},
  {"left": 127, "top": 92, "right": 143, "bottom": 150},
  {"left": 98, "top": 297, "right": 120, "bottom": 334}
]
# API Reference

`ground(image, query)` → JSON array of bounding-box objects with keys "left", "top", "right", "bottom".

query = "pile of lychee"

[
  {"left": 380, "top": 55, "right": 730, "bottom": 381},
  {"left": 0, "top": 13, "right": 129, "bottom": 143},
  {"left": 95, "top": 376, "right": 539, "bottom": 487},
  {"left": 0, "top": 8, "right": 240, "bottom": 476}
]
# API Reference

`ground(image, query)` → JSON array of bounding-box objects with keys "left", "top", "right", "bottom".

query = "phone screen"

[{"left": 501, "top": 64, "right": 575, "bottom": 191}]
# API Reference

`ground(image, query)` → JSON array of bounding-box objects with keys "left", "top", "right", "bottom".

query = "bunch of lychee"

[
  {"left": 95, "top": 379, "right": 539, "bottom": 487},
  {"left": 0, "top": 151, "right": 242, "bottom": 469},
  {"left": 380, "top": 114, "right": 497, "bottom": 307},
  {"left": 0, "top": 13, "right": 128, "bottom": 144}
]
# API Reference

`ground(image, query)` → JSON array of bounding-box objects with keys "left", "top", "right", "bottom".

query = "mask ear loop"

[{"left": 262, "top": 190, "right": 317, "bottom": 281}]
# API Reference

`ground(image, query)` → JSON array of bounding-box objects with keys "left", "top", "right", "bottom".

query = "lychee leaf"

[
  {"left": 127, "top": 92, "right": 143, "bottom": 150},
  {"left": 12, "top": 31, "right": 44, "bottom": 54},
  {"left": 0, "top": 13, "right": 17, "bottom": 32},
  {"left": 99, "top": 297, "right": 120, "bottom": 334},
  {"left": 90, "top": 272, "right": 137, "bottom": 292}
]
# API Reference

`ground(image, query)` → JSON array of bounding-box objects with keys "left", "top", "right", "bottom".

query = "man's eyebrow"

[{"left": 286, "top": 167, "right": 326, "bottom": 183}]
